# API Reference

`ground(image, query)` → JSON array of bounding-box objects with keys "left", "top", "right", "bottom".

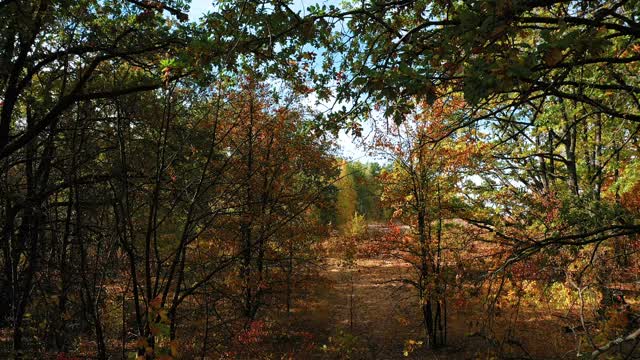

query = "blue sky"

[{"left": 185, "top": 0, "right": 380, "bottom": 163}]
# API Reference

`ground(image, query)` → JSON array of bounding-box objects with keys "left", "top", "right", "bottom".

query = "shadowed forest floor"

[
  {"left": 280, "top": 253, "right": 578, "bottom": 359},
  {"left": 291, "top": 257, "right": 423, "bottom": 359},
  {"left": 0, "top": 234, "right": 623, "bottom": 359}
]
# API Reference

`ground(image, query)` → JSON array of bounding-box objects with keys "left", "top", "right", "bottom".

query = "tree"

[
  {"left": 0, "top": 1, "right": 336, "bottom": 357},
  {"left": 316, "top": 0, "right": 640, "bottom": 128},
  {"left": 336, "top": 160, "right": 358, "bottom": 229},
  {"left": 224, "top": 79, "right": 337, "bottom": 322},
  {"left": 0, "top": 1, "right": 190, "bottom": 353},
  {"left": 376, "top": 97, "right": 485, "bottom": 348},
  {"left": 312, "top": 3, "right": 640, "bottom": 352}
]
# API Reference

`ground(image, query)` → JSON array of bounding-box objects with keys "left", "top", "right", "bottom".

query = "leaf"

[
  {"left": 149, "top": 323, "right": 160, "bottom": 336},
  {"left": 543, "top": 47, "right": 563, "bottom": 66},
  {"left": 170, "top": 340, "right": 179, "bottom": 357},
  {"left": 159, "top": 309, "right": 170, "bottom": 323},
  {"left": 150, "top": 295, "right": 162, "bottom": 310}
]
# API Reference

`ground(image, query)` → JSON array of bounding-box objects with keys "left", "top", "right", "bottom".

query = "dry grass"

[{"left": 278, "top": 235, "right": 581, "bottom": 359}]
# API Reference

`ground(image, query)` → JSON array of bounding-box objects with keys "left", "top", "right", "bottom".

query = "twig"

[{"left": 592, "top": 327, "right": 640, "bottom": 358}]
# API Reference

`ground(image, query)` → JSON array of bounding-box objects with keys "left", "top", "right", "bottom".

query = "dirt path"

[
  {"left": 286, "top": 253, "right": 576, "bottom": 359},
  {"left": 326, "top": 258, "right": 422, "bottom": 358},
  {"left": 289, "top": 257, "right": 434, "bottom": 359}
]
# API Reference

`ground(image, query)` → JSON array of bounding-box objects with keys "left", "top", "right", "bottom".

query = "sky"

[{"left": 186, "top": 0, "right": 380, "bottom": 163}]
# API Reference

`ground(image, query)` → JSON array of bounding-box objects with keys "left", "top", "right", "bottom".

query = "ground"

[
  {"left": 290, "top": 257, "right": 423, "bottom": 359},
  {"left": 276, "top": 233, "right": 581, "bottom": 359}
]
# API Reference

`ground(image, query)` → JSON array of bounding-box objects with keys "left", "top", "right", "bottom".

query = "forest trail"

[
  {"left": 285, "top": 249, "right": 578, "bottom": 359},
  {"left": 287, "top": 253, "right": 490, "bottom": 359},
  {"left": 292, "top": 256, "right": 424, "bottom": 359}
]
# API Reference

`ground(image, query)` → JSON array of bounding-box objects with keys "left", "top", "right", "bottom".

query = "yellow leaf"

[
  {"left": 544, "top": 47, "right": 563, "bottom": 66},
  {"left": 159, "top": 310, "right": 170, "bottom": 323}
]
